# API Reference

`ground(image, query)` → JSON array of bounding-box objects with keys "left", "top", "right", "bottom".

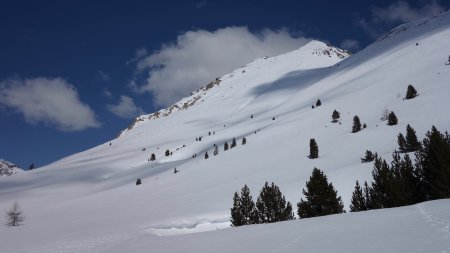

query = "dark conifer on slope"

[
  {"left": 242, "top": 137, "right": 247, "bottom": 145},
  {"left": 230, "top": 185, "right": 259, "bottom": 227},
  {"left": 415, "top": 126, "right": 450, "bottom": 200},
  {"left": 387, "top": 111, "right": 398, "bottom": 126},
  {"left": 316, "top": 99, "right": 321, "bottom": 107},
  {"left": 405, "top": 84, "right": 418, "bottom": 100},
  {"left": 297, "top": 168, "right": 344, "bottom": 218},
  {"left": 150, "top": 153, "right": 156, "bottom": 161},
  {"left": 309, "top": 138, "right": 319, "bottom": 159},
  {"left": 204, "top": 151, "right": 209, "bottom": 159},
  {"left": 352, "top": 115, "right": 362, "bottom": 133},
  {"left": 361, "top": 150, "right": 375, "bottom": 163},
  {"left": 398, "top": 133, "right": 407, "bottom": 152},
  {"left": 256, "top": 182, "right": 295, "bottom": 223},
  {"left": 331, "top": 110, "right": 340, "bottom": 123},
  {"left": 350, "top": 181, "right": 367, "bottom": 212},
  {"left": 405, "top": 124, "right": 421, "bottom": 152},
  {"left": 224, "top": 141, "right": 229, "bottom": 151},
  {"left": 231, "top": 138, "right": 237, "bottom": 149}
]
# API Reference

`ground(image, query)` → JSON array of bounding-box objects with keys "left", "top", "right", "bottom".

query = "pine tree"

[
  {"left": 350, "top": 181, "right": 367, "bottom": 212},
  {"left": 230, "top": 192, "right": 243, "bottom": 227},
  {"left": 363, "top": 181, "right": 378, "bottom": 210},
  {"left": 213, "top": 145, "right": 219, "bottom": 156},
  {"left": 224, "top": 142, "right": 229, "bottom": 151},
  {"left": 204, "top": 151, "right": 209, "bottom": 159},
  {"left": 316, "top": 99, "right": 321, "bottom": 107},
  {"left": 242, "top": 137, "right": 247, "bottom": 145},
  {"left": 361, "top": 150, "right": 375, "bottom": 163},
  {"left": 136, "top": 178, "right": 142, "bottom": 185},
  {"left": 387, "top": 111, "right": 398, "bottom": 126},
  {"left": 397, "top": 133, "right": 407, "bottom": 152},
  {"left": 331, "top": 110, "right": 340, "bottom": 123},
  {"left": 297, "top": 168, "right": 345, "bottom": 218},
  {"left": 371, "top": 155, "right": 396, "bottom": 208},
  {"left": 5, "top": 202, "right": 24, "bottom": 226},
  {"left": 150, "top": 153, "right": 156, "bottom": 161},
  {"left": 28, "top": 163, "right": 35, "bottom": 170},
  {"left": 256, "top": 182, "right": 295, "bottom": 223},
  {"left": 309, "top": 138, "right": 319, "bottom": 159},
  {"left": 405, "top": 124, "right": 421, "bottom": 152},
  {"left": 415, "top": 126, "right": 450, "bottom": 200},
  {"left": 231, "top": 138, "right": 237, "bottom": 149},
  {"left": 231, "top": 185, "right": 260, "bottom": 227},
  {"left": 405, "top": 84, "right": 418, "bottom": 100},
  {"left": 352, "top": 115, "right": 362, "bottom": 133},
  {"left": 165, "top": 150, "right": 170, "bottom": 156}
]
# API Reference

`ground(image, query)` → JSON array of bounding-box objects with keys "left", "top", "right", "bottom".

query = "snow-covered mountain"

[
  {"left": 0, "top": 159, "right": 22, "bottom": 176},
  {"left": 1, "top": 11, "right": 450, "bottom": 253}
]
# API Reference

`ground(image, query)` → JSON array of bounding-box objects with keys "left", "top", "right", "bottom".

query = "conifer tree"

[
  {"left": 387, "top": 111, "right": 398, "bottom": 126},
  {"left": 363, "top": 181, "right": 377, "bottom": 210},
  {"left": 352, "top": 115, "right": 362, "bottom": 133},
  {"left": 331, "top": 110, "right": 340, "bottom": 123},
  {"left": 165, "top": 149, "right": 170, "bottom": 156},
  {"left": 28, "top": 163, "right": 35, "bottom": 170},
  {"left": 224, "top": 141, "right": 229, "bottom": 151},
  {"left": 397, "top": 133, "right": 407, "bottom": 152},
  {"left": 415, "top": 126, "right": 450, "bottom": 200},
  {"left": 309, "top": 138, "right": 319, "bottom": 159},
  {"left": 361, "top": 150, "right": 375, "bottom": 163},
  {"left": 150, "top": 153, "right": 156, "bottom": 161},
  {"left": 297, "top": 168, "right": 345, "bottom": 218},
  {"left": 204, "top": 151, "right": 209, "bottom": 159},
  {"left": 213, "top": 145, "right": 219, "bottom": 156},
  {"left": 256, "top": 182, "right": 295, "bottom": 223},
  {"left": 405, "top": 124, "right": 421, "bottom": 152},
  {"left": 350, "top": 181, "right": 367, "bottom": 212},
  {"left": 230, "top": 192, "right": 243, "bottom": 227},
  {"left": 370, "top": 155, "right": 394, "bottom": 208},
  {"left": 405, "top": 84, "right": 418, "bottom": 99},
  {"left": 316, "top": 99, "right": 321, "bottom": 107},
  {"left": 231, "top": 138, "right": 237, "bottom": 149},
  {"left": 242, "top": 137, "right": 247, "bottom": 145},
  {"left": 230, "top": 185, "right": 259, "bottom": 227}
]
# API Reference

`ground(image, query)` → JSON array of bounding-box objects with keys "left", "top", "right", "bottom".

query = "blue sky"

[{"left": 0, "top": 0, "right": 448, "bottom": 169}]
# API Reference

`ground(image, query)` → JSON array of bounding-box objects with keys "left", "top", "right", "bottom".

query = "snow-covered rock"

[{"left": 0, "top": 159, "right": 21, "bottom": 176}]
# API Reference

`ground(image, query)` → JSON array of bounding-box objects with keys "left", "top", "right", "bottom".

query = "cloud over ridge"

[{"left": 129, "top": 26, "right": 309, "bottom": 106}]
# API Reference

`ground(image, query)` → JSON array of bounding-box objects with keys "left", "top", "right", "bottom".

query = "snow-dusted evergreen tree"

[
  {"left": 204, "top": 151, "right": 209, "bottom": 159},
  {"left": 150, "top": 153, "right": 156, "bottom": 161},
  {"left": 256, "top": 182, "right": 295, "bottom": 223},
  {"left": 165, "top": 150, "right": 170, "bottom": 156},
  {"left": 297, "top": 168, "right": 344, "bottom": 218},
  {"left": 309, "top": 138, "right": 319, "bottom": 159},
  {"left": 350, "top": 181, "right": 367, "bottom": 212},
  {"left": 5, "top": 202, "right": 24, "bottom": 226},
  {"left": 224, "top": 141, "right": 229, "bottom": 151},
  {"left": 352, "top": 115, "right": 362, "bottom": 133},
  {"left": 387, "top": 111, "right": 398, "bottom": 126},
  {"left": 242, "top": 137, "right": 247, "bottom": 145},
  {"left": 405, "top": 84, "right": 418, "bottom": 99},
  {"left": 331, "top": 110, "right": 340, "bottom": 123},
  {"left": 230, "top": 185, "right": 259, "bottom": 227},
  {"left": 213, "top": 145, "right": 219, "bottom": 156}
]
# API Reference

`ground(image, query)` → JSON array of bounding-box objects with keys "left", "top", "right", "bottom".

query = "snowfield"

[{"left": 1, "top": 11, "right": 450, "bottom": 253}]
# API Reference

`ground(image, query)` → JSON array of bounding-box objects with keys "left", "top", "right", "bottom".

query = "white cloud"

[
  {"left": 106, "top": 95, "right": 143, "bottom": 119},
  {"left": 102, "top": 88, "right": 113, "bottom": 98},
  {"left": 359, "top": 0, "right": 445, "bottom": 37},
  {"left": 0, "top": 77, "right": 100, "bottom": 131},
  {"left": 129, "top": 26, "right": 309, "bottom": 106},
  {"left": 340, "top": 39, "right": 361, "bottom": 52}
]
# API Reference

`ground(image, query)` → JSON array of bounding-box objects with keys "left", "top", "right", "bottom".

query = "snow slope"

[{"left": 1, "top": 11, "right": 450, "bottom": 253}]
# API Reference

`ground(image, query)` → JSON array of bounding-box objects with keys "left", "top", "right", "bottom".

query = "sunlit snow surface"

[{"left": 1, "top": 11, "right": 450, "bottom": 253}]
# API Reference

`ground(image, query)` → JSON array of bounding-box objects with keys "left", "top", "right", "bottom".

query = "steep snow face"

[
  {"left": 0, "top": 159, "right": 22, "bottom": 176},
  {"left": 1, "top": 11, "right": 450, "bottom": 253}
]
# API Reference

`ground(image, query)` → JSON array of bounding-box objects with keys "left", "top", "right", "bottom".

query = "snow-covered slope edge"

[{"left": 0, "top": 159, "right": 22, "bottom": 176}]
